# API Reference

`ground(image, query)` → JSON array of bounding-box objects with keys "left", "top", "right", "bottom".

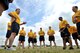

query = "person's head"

[
  {"left": 22, "top": 27, "right": 24, "bottom": 30},
  {"left": 40, "top": 28, "right": 42, "bottom": 31},
  {"left": 59, "top": 17, "right": 63, "bottom": 21},
  {"left": 49, "top": 26, "right": 51, "bottom": 30},
  {"left": 72, "top": 6, "right": 78, "bottom": 13},
  {"left": 34, "top": 32, "right": 36, "bottom": 34},
  {"left": 30, "top": 29, "right": 32, "bottom": 32},
  {"left": 15, "top": 8, "right": 20, "bottom": 14}
]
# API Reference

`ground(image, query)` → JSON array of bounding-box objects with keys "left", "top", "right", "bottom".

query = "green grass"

[{"left": 0, "top": 46, "right": 80, "bottom": 53}]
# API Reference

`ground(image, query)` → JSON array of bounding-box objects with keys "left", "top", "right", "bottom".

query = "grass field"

[{"left": 0, "top": 46, "right": 80, "bottom": 53}]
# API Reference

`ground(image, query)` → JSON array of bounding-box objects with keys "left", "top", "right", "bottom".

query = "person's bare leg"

[
  {"left": 22, "top": 41, "right": 25, "bottom": 49},
  {"left": 18, "top": 41, "right": 21, "bottom": 49},
  {"left": 5, "top": 38, "right": 8, "bottom": 48},
  {"left": 28, "top": 43, "right": 30, "bottom": 48},
  {"left": 69, "top": 39, "right": 73, "bottom": 47},
  {"left": 68, "top": 39, "right": 73, "bottom": 49},
  {"left": 40, "top": 41, "right": 41, "bottom": 47},
  {"left": 62, "top": 38, "right": 66, "bottom": 49},
  {"left": 74, "top": 39, "right": 79, "bottom": 48},
  {"left": 53, "top": 41, "right": 56, "bottom": 46},
  {"left": 8, "top": 33, "right": 16, "bottom": 48},
  {"left": 50, "top": 41, "right": 52, "bottom": 47},
  {"left": 43, "top": 41, "right": 46, "bottom": 47},
  {"left": 32, "top": 43, "right": 34, "bottom": 48}
]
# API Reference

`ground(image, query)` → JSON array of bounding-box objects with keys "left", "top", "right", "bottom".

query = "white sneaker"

[{"left": 6, "top": 47, "right": 16, "bottom": 51}]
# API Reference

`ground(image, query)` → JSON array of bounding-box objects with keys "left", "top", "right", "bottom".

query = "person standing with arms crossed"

[
  {"left": 18, "top": 27, "right": 26, "bottom": 49},
  {"left": 28, "top": 29, "right": 34, "bottom": 48},
  {"left": 38, "top": 28, "right": 45, "bottom": 47},
  {"left": 47, "top": 26, "right": 56, "bottom": 47}
]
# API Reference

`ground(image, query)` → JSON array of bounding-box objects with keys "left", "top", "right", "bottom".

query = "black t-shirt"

[{"left": 0, "top": 0, "right": 9, "bottom": 10}]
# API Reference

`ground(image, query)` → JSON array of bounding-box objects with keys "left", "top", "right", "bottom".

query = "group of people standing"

[
  {"left": 5, "top": 19, "right": 56, "bottom": 49},
  {"left": 0, "top": 0, "right": 80, "bottom": 50},
  {"left": 4, "top": 6, "right": 80, "bottom": 50}
]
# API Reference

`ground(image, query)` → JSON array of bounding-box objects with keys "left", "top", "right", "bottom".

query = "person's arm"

[
  {"left": 8, "top": 12, "right": 16, "bottom": 18},
  {"left": 72, "top": 16, "right": 78, "bottom": 24},
  {"left": 44, "top": 31, "right": 45, "bottom": 35},
  {"left": 28, "top": 33, "right": 29, "bottom": 37},
  {"left": 47, "top": 31, "right": 49, "bottom": 35},
  {"left": 8, "top": 23, "right": 11, "bottom": 28},
  {"left": 53, "top": 30, "right": 55, "bottom": 34},
  {"left": 20, "top": 22, "right": 27, "bottom": 25},
  {"left": 19, "top": 30, "right": 21, "bottom": 34},
  {"left": 24, "top": 31, "right": 26, "bottom": 35}
]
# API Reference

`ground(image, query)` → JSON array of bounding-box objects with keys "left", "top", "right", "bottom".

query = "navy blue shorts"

[
  {"left": 49, "top": 36, "right": 55, "bottom": 41},
  {"left": 72, "top": 32, "right": 78, "bottom": 40},
  {"left": 60, "top": 28, "right": 70, "bottom": 38},
  {"left": 28, "top": 37, "right": 34, "bottom": 43},
  {"left": 39, "top": 36, "right": 45, "bottom": 41},
  {"left": 6, "top": 30, "right": 11, "bottom": 38},
  {"left": 11, "top": 21, "right": 20, "bottom": 35},
  {"left": 19, "top": 36, "right": 25, "bottom": 42}
]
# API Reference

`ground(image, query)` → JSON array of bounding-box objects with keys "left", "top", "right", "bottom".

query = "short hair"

[
  {"left": 15, "top": 8, "right": 20, "bottom": 11},
  {"left": 59, "top": 17, "right": 62, "bottom": 19},
  {"left": 74, "top": 6, "right": 78, "bottom": 9},
  {"left": 49, "top": 26, "right": 51, "bottom": 28},
  {"left": 40, "top": 28, "right": 42, "bottom": 30}
]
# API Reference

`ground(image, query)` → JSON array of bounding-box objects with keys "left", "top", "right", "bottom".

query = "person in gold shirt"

[
  {"left": 72, "top": 6, "right": 80, "bottom": 38},
  {"left": 33, "top": 32, "right": 37, "bottom": 46},
  {"left": 67, "top": 24, "right": 79, "bottom": 49},
  {"left": 8, "top": 8, "right": 26, "bottom": 50},
  {"left": 18, "top": 27, "right": 26, "bottom": 49},
  {"left": 38, "top": 28, "right": 45, "bottom": 47},
  {"left": 59, "top": 17, "right": 73, "bottom": 50},
  {"left": 47, "top": 26, "right": 56, "bottom": 47},
  {"left": 4, "top": 21, "right": 11, "bottom": 49},
  {"left": 28, "top": 29, "right": 34, "bottom": 48}
]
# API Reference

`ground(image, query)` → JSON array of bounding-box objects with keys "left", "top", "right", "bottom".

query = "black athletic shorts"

[
  {"left": 76, "top": 22, "right": 80, "bottom": 35},
  {"left": 72, "top": 32, "right": 78, "bottom": 40},
  {"left": 6, "top": 30, "right": 11, "bottom": 38},
  {"left": 60, "top": 28, "right": 70, "bottom": 38},
  {"left": 39, "top": 36, "right": 45, "bottom": 41},
  {"left": 28, "top": 37, "right": 34, "bottom": 43},
  {"left": 49, "top": 36, "right": 55, "bottom": 41},
  {"left": 11, "top": 21, "right": 20, "bottom": 35},
  {"left": 19, "top": 36, "right": 25, "bottom": 42},
  {"left": 33, "top": 38, "right": 37, "bottom": 43}
]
